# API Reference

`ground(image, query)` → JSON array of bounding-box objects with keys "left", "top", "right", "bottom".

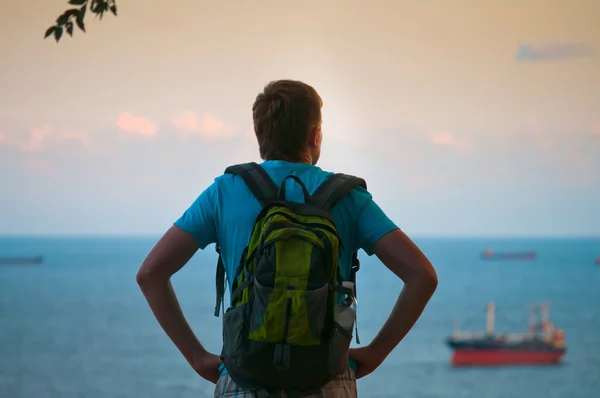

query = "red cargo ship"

[{"left": 446, "top": 303, "right": 566, "bottom": 366}]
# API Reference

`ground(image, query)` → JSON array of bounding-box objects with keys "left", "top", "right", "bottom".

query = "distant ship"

[
  {"left": 481, "top": 248, "right": 536, "bottom": 261},
  {"left": 445, "top": 303, "right": 566, "bottom": 367},
  {"left": 0, "top": 256, "right": 44, "bottom": 265}
]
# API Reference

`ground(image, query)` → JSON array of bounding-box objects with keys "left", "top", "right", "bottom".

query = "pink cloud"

[
  {"left": 171, "top": 110, "right": 199, "bottom": 133},
  {"left": 429, "top": 130, "right": 471, "bottom": 150},
  {"left": 0, "top": 125, "right": 95, "bottom": 153},
  {"left": 18, "top": 126, "right": 93, "bottom": 153},
  {"left": 592, "top": 123, "right": 600, "bottom": 135},
  {"left": 58, "top": 129, "right": 95, "bottom": 150},
  {"left": 116, "top": 112, "right": 158, "bottom": 136},
  {"left": 171, "top": 111, "right": 234, "bottom": 139},
  {"left": 20, "top": 125, "right": 53, "bottom": 152}
]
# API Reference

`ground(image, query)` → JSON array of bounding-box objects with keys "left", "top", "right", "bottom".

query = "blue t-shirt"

[{"left": 174, "top": 160, "right": 399, "bottom": 376}]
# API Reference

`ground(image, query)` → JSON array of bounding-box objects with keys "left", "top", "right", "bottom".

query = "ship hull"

[
  {"left": 450, "top": 348, "right": 564, "bottom": 366},
  {"left": 0, "top": 256, "right": 43, "bottom": 265},
  {"left": 446, "top": 338, "right": 565, "bottom": 367}
]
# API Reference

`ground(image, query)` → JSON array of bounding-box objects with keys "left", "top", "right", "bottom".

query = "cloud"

[
  {"left": 171, "top": 111, "right": 235, "bottom": 139},
  {"left": 592, "top": 123, "right": 600, "bottom": 135},
  {"left": 0, "top": 131, "right": 6, "bottom": 145},
  {"left": 516, "top": 42, "right": 595, "bottom": 62},
  {"left": 116, "top": 112, "right": 158, "bottom": 136},
  {"left": 11, "top": 125, "right": 94, "bottom": 153},
  {"left": 20, "top": 125, "right": 53, "bottom": 152},
  {"left": 428, "top": 130, "right": 471, "bottom": 150}
]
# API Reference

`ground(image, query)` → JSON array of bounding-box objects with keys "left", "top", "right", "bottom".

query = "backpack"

[{"left": 213, "top": 162, "right": 366, "bottom": 395}]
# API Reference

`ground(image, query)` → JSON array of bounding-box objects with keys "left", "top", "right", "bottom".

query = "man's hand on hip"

[
  {"left": 349, "top": 346, "right": 385, "bottom": 379},
  {"left": 191, "top": 351, "right": 222, "bottom": 384}
]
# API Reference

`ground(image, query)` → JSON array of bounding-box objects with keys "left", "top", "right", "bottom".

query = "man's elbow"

[
  {"left": 406, "top": 263, "right": 438, "bottom": 294},
  {"left": 418, "top": 265, "right": 438, "bottom": 293},
  {"left": 424, "top": 268, "right": 438, "bottom": 291},
  {"left": 136, "top": 267, "right": 153, "bottom": 287},
  {"left": 136, "top": 264, "right": 165, "bottom": 287}
]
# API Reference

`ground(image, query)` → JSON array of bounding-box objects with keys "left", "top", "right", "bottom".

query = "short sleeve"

[
  {"left": 355, "top": 195, "right": 399, "bottom": 256},
  {"left": 173, "top": 182, "right": 219, "bottom": 250}
]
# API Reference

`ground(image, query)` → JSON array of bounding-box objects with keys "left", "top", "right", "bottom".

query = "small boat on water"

[
  {"left": 0, "top": 256, "right": 44, "bottom": 265},
  {"left": 595, "top": 256, "right": 600, "bottom": 266},
  {"left": 481, "top": 248, "right": 536, "bottom": 261},
  {"left": 445, "top": 302, "right": 566, "bottom": 367}
]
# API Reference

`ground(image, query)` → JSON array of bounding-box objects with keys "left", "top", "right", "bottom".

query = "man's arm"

[
  {"left": 136, "top": 181, "right": 222, "bottom": 382},
  {"left": 136, "top": 226, "right": 222, "bottom": 383},
  {"left": 366, "top": 228, "right": 438, "bottom": 361},
  {"left": 346, "top": 190, "right": 438, "bottom": 377}
]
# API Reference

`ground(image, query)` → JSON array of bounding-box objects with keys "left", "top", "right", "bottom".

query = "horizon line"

[{"left": 1, "top": 233, "right": 600, "bottom": 240}]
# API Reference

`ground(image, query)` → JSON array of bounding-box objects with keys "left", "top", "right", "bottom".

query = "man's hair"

[{"left": 252, "top": 80, "right": 323, "bottom": 161}]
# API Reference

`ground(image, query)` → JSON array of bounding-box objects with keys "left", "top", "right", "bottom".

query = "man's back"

[
  {"left": 174, "top": 159, "right": 398, "bottom": 296},
  {"left": 135, "top": 79, "right": 437, "bottom": 398}
]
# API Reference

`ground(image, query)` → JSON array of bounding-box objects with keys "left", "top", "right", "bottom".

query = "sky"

[{"left": 0, "top": 0, "right": 599, "bottom": 237}]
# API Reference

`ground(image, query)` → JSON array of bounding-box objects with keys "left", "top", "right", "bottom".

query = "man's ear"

[{"left": 308, "top": 126, "right": 321, "bottom": 148}]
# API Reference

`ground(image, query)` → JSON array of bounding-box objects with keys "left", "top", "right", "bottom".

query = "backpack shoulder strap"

[
  {"left": 224, "top": 162, "right": 278, "bottom": 208},
  {"left": 310, "top": 173, "right": 367, "bottom": 301},
  {"left": 311, "top": 173, "right": 368, "bottom": 344},
  {"left": 310, "top": 173, "right": 367, "bottom": 212},
  {"left": 214, "top": 162, "right": 278, "bottom": 318},
  {"left": 214, "top": 244, "right": 226, "bottom": 317}
]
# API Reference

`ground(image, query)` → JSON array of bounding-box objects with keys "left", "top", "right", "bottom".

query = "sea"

[{"left": 0, "top": 236, "right": 599, "bottom": 398}]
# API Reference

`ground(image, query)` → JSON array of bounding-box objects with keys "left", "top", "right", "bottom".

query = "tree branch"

[{"left": 44, "top": 0, "right": 118, "bottom": 42}]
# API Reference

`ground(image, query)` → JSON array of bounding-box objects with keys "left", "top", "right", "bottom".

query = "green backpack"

[{"left": 213, "top": 162, "right": 366, "bottom": 395}]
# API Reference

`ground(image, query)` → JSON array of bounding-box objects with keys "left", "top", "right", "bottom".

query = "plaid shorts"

[{"left": 213, "top": 368, "right": 357, "bottom": 398}]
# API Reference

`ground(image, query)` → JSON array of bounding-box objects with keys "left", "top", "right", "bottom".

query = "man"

[{"left": 136, "top": 80, "right": 438, "bottom": 397}]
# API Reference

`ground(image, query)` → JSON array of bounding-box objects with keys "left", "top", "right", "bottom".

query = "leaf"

[
  {"left": 80, "top": 4, "right": 87, "bottom": 19},
  {"left": 54, "top": 26, "right": 63, "bottom": 42},
  {"left": 64, "top": 8, "right": 80, "bottom": 19},
  {"left": 76, "top": 17, "right": 85, "bottom": 32},
  {"left": 57, "top": 13, "right": 69, "bottom": 25},
  {"left": 45, "top": 0, "right": 116, "bottom": 43},
  {"left": 76, "top": 6, "right": 86, "bottom": 32},
  {"left": 44, "top": 26, "right": 57, "bottom": 39}
]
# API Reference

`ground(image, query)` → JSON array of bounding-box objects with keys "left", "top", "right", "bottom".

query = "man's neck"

[{"left": 269, "top": 154, "right": 313, "bottom": 165}]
